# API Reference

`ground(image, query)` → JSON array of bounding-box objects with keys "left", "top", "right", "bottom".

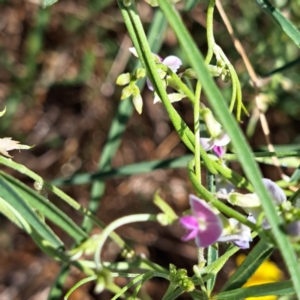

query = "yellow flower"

[{"left": 236, "top": 254, "right": 284, "bottom": 300}]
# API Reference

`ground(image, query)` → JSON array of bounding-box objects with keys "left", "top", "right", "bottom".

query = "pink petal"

[
  {"left": 213, "top": 145, "right": 224, "bottom": 157},
  {"left": 200, "top": 138, "right": 214, "bottom": 151},
  {"left": 189, "top": 195, "right": 219, "bottom": 223},
  {"left": 214, "top": 132, "right": 230, "bottom": 147},
  {"left": 162, "top": 56, "right": 182, "bottom": 72},
  {"left": 180, "top": 215, "right": 198, "bottom": 230},
  {"left": 262, "top": 178, "right": 286, "bottom": 205},
  {"left": 181, "top": 228, "right": 199, "bottom": 241},
  {"left": 180, "top": 216, "right": 199, "bottom": 241},
  {"left": 195, "top": 221, "right": 223, "bottom": 247},
  {"left": 188, "top": 195, "right": 223, "bottom": 247}
]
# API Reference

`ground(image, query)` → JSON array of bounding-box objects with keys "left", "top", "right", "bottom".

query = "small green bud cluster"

[
  {"left": 281, "top": 201, "right": 300, "bottom": 223},
  {"left": 182, "top": 65, "right": 222, "bottom": 79},
  {"left": 116, "top": 68, "right": 146, "bottom": 114},
  {"left": 217, "top": 60, "right": 230, "bottom": 83},
  {"left": 169, "top": 264, "right": 195, "bottom": 292},
  {"left": 281, "top": 201, "right": 300, "bottom": 242},
  {"left": 121, "top": 248, "right": 135, "bottom": 259}
]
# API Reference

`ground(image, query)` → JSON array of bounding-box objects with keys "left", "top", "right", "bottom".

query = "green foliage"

[{"left": 1, "top": 0, "right": 300, "bottom": 299}]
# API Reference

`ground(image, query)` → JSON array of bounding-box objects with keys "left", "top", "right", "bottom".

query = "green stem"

[
  {"left": 159, "top": 65, "right": 195, "bottom": 104},
  {"left": 118, "top": 0, "right": 196, "bottom": 152},
  {"left": 188, "top": 160, "right": 256, "bottom": 230},
  {"left": 94, "top": 214, "right": 157, "bottom": 271},
  {"left": 205, "top": 0, "right": 216, "bottom": 64},
  {"left": 197, "top": 247, "right": 206, "bottom": 268},
  {"left": 162, "top": 283, "right": 177, "bottom": 300},
  {"left": 194, "top": 82, "right": 202, "bottom": 184}
]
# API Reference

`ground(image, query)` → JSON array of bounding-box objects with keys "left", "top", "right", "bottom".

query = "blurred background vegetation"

[{"left": 0, "top": 0, "right": 300, "bottom": 299}]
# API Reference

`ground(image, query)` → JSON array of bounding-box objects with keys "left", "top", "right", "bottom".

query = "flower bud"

[
  {"left": 201, "top": 108, "right": 222, "bottom": 138},
  {"left": 132, "top": 85, "right": 143, "bottom": 114},
  {"left": 116, "top": 73, "right": 131, "bottom": 86},
  {"left": 169, "top": 264, "right": 195, "bottom": 292},
  {"left": 228, "top": 192, "right": 261, "bottom": 208},
  {"left": 129, "top": 47, "right": 138, "bottom": 57},
  {"left": 221, "top": 68, "right": 230, "bottom": 83},
  {"left": 121, "top": 85, "right": 133, "bottom": 100},
  {"left": 134, "top": 68, "right": 146, "bottom": 79},
  {"left": 167, "top": 93, "right": 185, "bottom": 103},
  {"left": 182, "top": 68, "right": 197, "bottom": 79}
]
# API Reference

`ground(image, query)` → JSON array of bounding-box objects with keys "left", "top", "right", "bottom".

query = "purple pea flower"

[
  {"left": 218, "top": 218, "right": 252, "bottom": 249},
  {"left": 129, "top": 47, "right": 182, "bottom": 91},
  {"left": 180, "top": 195, "right": 223, "bottom": 248},
  {"left": 200, "top": 131, "right": 231, "bottom": 157},
  {"left": 228, "top": 178, "right": 286, "bottom": 229},
  {"left": 146, "top": 55, "right": 182, "bottom": 91}
]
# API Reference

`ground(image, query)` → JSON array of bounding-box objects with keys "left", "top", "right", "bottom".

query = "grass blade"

[
  {"left": 215, "top": 281, "right": 294, "bottom": 299},
  {"left": 222, "top": 240, "right": 273, "bottom": 291},
  {"left": 253, "top": 0, "right": 300, "bottom": 47},
  {"left": 0, "top": 174, "right": 64, "bottom": 249},
  {"left": 1, "top": 171, "right": 88, "bottom": 244}
]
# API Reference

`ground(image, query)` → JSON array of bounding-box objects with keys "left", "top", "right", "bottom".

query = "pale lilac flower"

[
  {"left": 228, "top": 178, "right": 286, "bottom": 229},
  {"left": 200, "top": 131, "right": 230, "bottom": 157},
  {"left": 287, "top": 221, "right": 300, "bottom": 237},
  {"left": 218, "top": 218, "right": 252, "bottom": 249},
  {"left": 216, "top": 176, "right": 235, "bottom": 196},
  {"left": 129, "top": 47, "right": 182, "bottom": 91},
  {"left": 146, "top": 55, "right": 182, "bottom": 91},
  {"left": 180, "top": 195, "right": 223, "bottom": 247}
]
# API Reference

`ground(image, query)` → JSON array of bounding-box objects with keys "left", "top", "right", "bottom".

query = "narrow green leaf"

[
  {"left": 1, "top": 171, "right": 88, "bottom": 244},
  {"left": 290, "top": 164, "right": 300, "bottom": 183},
  {"left": 0, "top": 196, "right": 32, "bottom": 233},
  {"left": 201, "top": 245, "right": 240, "bottom": 282},
  {"left": 215, "top": 281, "right": 294, "bottom": 299},
  {"left": 47, "top": 264, "right": 70, "bottom": 300},
  {"left": 53, "top": 155, "right": 194, "bottom": 186},
  {"left": 0, "top": 174, "right": 64, "bottom": 249},
  {"left": 0, "top": 196, "right": 69, "bottom": 261},
  {"left": 222, "top": 240, "right": 273, "bottom": 291},
  {"left": 64, "top": 275, "right": 97, "bottom": 300},
  {"left": 53, "top": 150, "right": 300, "bottom": 187},
  {"left": 206, "top": 246, "right": 218, "bottom": 294},
  {"left": 253, "top": 0, "right": 300, "bottom": 47}
]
